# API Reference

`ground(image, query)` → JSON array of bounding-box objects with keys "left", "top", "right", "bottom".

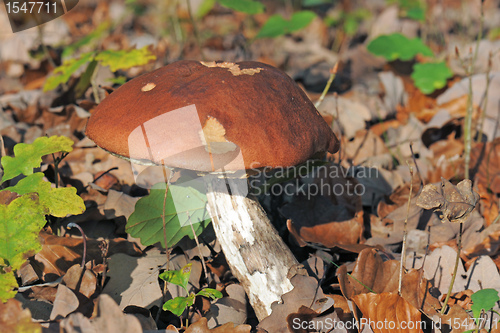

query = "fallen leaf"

[
  {"left": 62, "top": 264, "right": 97, "bottom": 299},
  {"left": 471, "top": 138, "right": 500, "bottom": 194},
  {"left": 352, "top": 292, "right": 422, "bottom": 333},
  {"left": 416, "top": 178, "right": 479, "bottom": 223},
  {"left": 59, "top": 294, "right": 143, "bottom": 333},
  {"left": 185, "top": 317, "right": 251, "bottom": 333},
  {"left": 438, "top": 304, "right": 476, "bottom": 333},
  {"left": 0, "top": 298, "right": 41, "bottom": 333},
  {"left": 50, "top": 284, "right": 79, "bottom": 320},
  {"left": 281, "top": 164, "right": 364, "bottom": 247},
  {"left": 337, "top": 248, "right": 400, "bottom": 300},
  {"left": 400, "top": 269, "right": 441, "bottom": 318},
  {"left": 476, "top": 183, "right": 500, "bottom": 226},
  {"left": 207, "top": 284, "right": 247, "bottom": 328},
  {"left": 101, "top": 247, "right": 164, "bottom": 309},
  {"left": 258, "top": 275, "right": 335, "bottom": 333},
  {"left": 32, "top": 231, "right": 141, "bottom": 280}
]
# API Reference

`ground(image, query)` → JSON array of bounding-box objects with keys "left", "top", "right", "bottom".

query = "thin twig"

[
  {"left": 315, "top": 62, "right": 339, "bottom": 109},
  {"left": 440, "top": 222, "right": 463, "bottom": 315},
  {"left": 399, "top": 162, "right": 414, "bottom": 295},
  {"left": 67, "top": 223, "right": 87, "bottom": 268},
  {"left": 187, "top": 212, "right": 209, "bottom": 280}
]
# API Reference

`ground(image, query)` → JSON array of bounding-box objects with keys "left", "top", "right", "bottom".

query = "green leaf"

[
  {"left": 0, "top": 193, "right": 46, "bottom": 272},
  {"left": 257, "top": 11, "right": 316, "bottom": 38},
  {"left": 471, "top": 289, "right": 500, "bottom": 322},
  {"left": 411, "top": 62, "right": 453, "bottom": 94},
  {"left": 196, "top": 288, "right": 223, "bottom": 300},
  {"left": 0, "top": 260, "right": 18, "bottom": 302},
  {"left": 62, "top": 21, "right": 110, "bottom": 58},
  {"left": 159, "top": 264, "right": 192, "bottom": 292},
  {"left": 367, "top": 33, "right": 434, "bottom": 61},
  {"left": 3, "top": 173, "right": 85, "bottom": 217},
  {"left": 125, "top": 182, "right": 211, "bottom": 248},
  {"left": 107, "top": 76, "right": 127, "bottom": 85},
  {"left": 302, "top": 0, "right": 333, "bottom": 7},
  {"left": 405, "top": 7, "right": 425, "bottom": 21},
  {"left": 217, "top": 0, "right": 264, "bottom": 14},
  {"left": 162, "top": 294, "right": 195, "bottom": 316},
  {"left": 95, "top": 46, "right": 156, "bottom": 72},
  {"left": 197, "top": 0, "right": 216, "bottom": 17},
  {"left": 43, "top": 52, "right": 95, "bottom": 91},
  {"left": 74, "top": 60, "right": 99, "bottom": 100},
  {"left": 1, "top": 136, "right": 74, "bottom": 182}
]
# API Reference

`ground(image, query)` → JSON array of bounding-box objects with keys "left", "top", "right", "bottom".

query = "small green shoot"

[
  {"left": 367, "top": 33, "right": 453, "bottom": 94},
  {"left": 44, "top": 46, "right": 156, "bottom": 93},
  {"left": 159, "top": 264, "right": 222, "bottom": 316},
  {"left": 218, "top": 0, "right": 265, "bottom": 14},
  {"left": 0, "top": 136, "right": 85, "bottom": 302},
  {"left": 470, "top": 289, "right": 500, "bottom": 332},
  {"left": 367, "top": 33, "right": 433, "bottom": 61},
  {"left": 411, "top": 62, "right": 453, "bottom": 94}
]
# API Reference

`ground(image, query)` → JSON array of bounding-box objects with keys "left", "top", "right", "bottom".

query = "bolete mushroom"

[{"left": 85, "top": 60, "right": 339, "bottom": 320}]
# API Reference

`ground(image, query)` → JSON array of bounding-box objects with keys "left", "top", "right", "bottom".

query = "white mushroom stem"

[{"left": 205, "top": 175, "right": 298, "bottom": 320}]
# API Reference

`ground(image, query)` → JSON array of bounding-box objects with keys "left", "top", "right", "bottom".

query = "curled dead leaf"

[
  {"left": 416, "top": 177, "right": 479, "bottom": 223},
  {"left": 352, "top": 292, "right": 422, "bottom": 333},
  {"left": 337, "top": 248, "right": 400, "bottom": 299}
]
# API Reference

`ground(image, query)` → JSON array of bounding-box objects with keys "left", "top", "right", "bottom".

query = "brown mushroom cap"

[{"left": 85, "top": 60, "right": 339, "bottom": 172}]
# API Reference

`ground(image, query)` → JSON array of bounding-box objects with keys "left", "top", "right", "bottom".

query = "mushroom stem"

[{"left": 205, "top": 175, "right": 298, "bottom": 320}]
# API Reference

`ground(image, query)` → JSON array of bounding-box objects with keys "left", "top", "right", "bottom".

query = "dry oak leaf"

[
  {"left": 281, "top": 165, "right": 364, "bottom": 248},
  {"left": 59, "top": 294, "right": 143, "bottom": 333},
  {"left": 32, "top": 231, "right": 141, "bottom": 279},
  {"left": 352, "top": 292, "right": 422, "bottom": 333},
  {"left": 0, "top": 298, "right": 41, "bottom": 333},
  {"left": 400, "top": 269, "right": 442, "bottom": 318},
  {"left": 258, "top": 275, "right": 335, "bottom": 333},
  {"left": 185, "top": 317, "right": 251, "bottom": 333},
  {"left": 471, "top": 138, "right": 500, "bottom": 194},
  {"left": 416, "top": 177, "right": 479, "bottom": 223},
  {"left": 337, "top": 248, "right": 400, "bottom": 299}
]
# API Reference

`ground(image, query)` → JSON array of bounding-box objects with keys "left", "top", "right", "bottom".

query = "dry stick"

[
  {"left": 67, "top": 223, "right": 87, "bottom": 268},
  {"left": 476, "top": 51, "right": 494, "bottom": 141},
  {"left": 440, "top": 222, "right": 464, "bottom": 315},
  {"left": 398, "top": 162, "right": 414, "bottom": 295},
  {"left": 314, "top": 62, "right": 339, "bottom": 109},
  {"left": 187, "top": 212, "right": 209, "bottom": 280},
  {"left": 464, "top": 0, "right": 485, "bottom": 179}
]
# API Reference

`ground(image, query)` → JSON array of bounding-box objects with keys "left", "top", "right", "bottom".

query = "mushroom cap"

[{"left": 85, "top": 60, "right": 339, "bottom": 172}]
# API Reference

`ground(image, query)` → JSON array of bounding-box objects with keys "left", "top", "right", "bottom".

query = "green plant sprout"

[
  {"left": 43, "top": 21, "right": 156, "bottom": 102},
  {"left": 0, "top": 136, "right": 85, "bottom": 302},
  {"left": 198, "top": 0, "right": 316, "bottom": 39},
  {"left": 159, "top": 263, "right": 222, "bottom": 317},
  {"left": 367, "top": 33, "right": 452, "bottom": 94},
  {"left": 463, "top": 289, "right": 500, "bottom": 333},
  {"left": 387, "top": 0, "right": 426, "bottom": 21}
]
